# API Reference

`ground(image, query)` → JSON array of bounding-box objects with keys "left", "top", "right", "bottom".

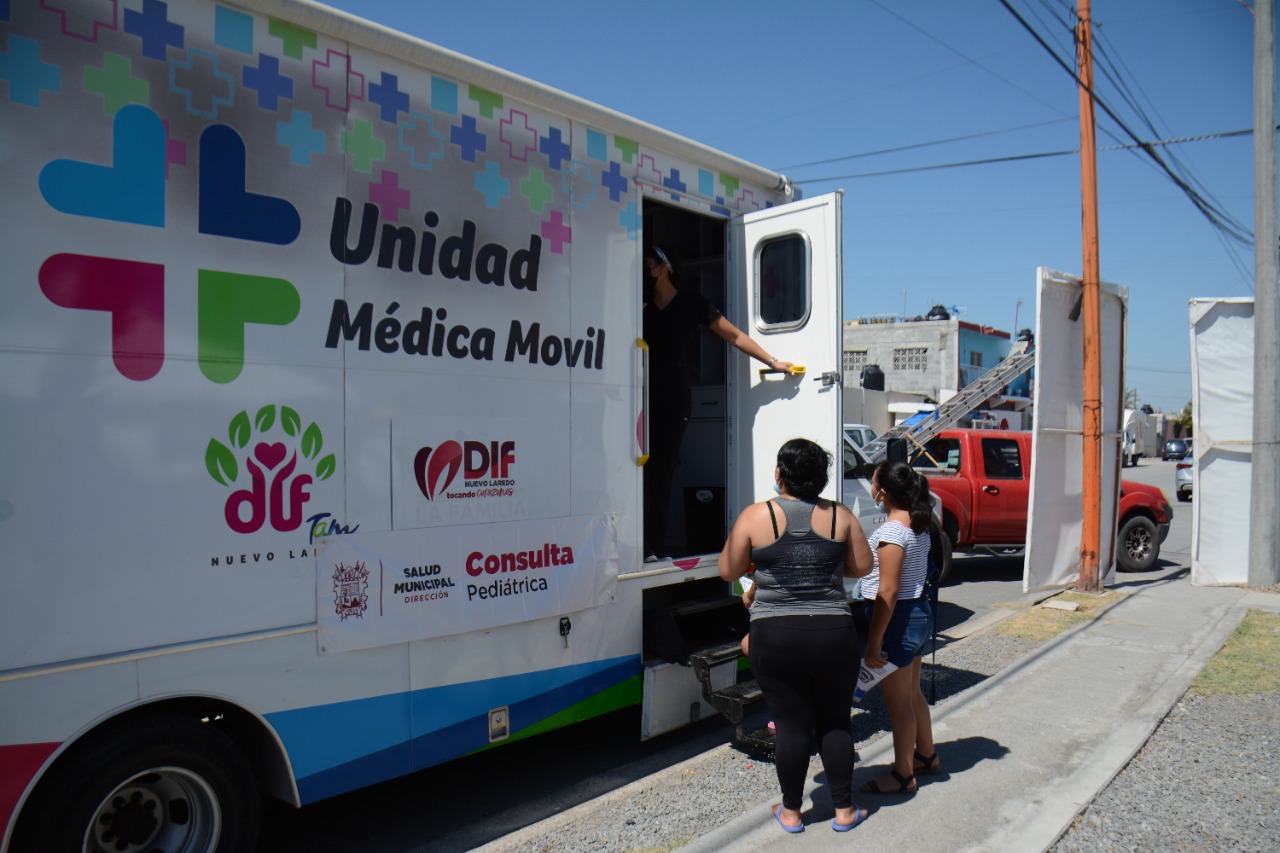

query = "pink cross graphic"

[
  {"left": 499, "top": 109, "right": 538, "bottom": 162},
  {"left": 739, "top": 189, "right": 760, "bottom": 212},
  {"left": 163, "top": 120, "right": 187, "bottom": 180},
  {"left": 541, "top": 210, "right": 572, "bottom": 254},
  {"left": 368, "top": 170, "right": 411, "bottom": 221},
  {"left": 636, "top": 154, "right": 663, "bottom": 192},
  {"left": 312, "top": 49, "right": 365, "bottom": 111},
  {"left": 40, "top": 0, "right": 119, "bottom": 43}
]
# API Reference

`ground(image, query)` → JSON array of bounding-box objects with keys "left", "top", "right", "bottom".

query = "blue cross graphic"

[
  {"left": 277, "top": 109, "right": 325, "bottom": 165},
  {"left": 474, "top": 161, "right": 509, "bottom": 209},
  {"left": 619, "top": 201, "right": 640, "bottom": 239},
  {"left": 663, "top": 168, "right": 687, "bottom": 202},
  {"left": 0, "top": 36, "right": 61, "bottom": 106},
  {"left": 451, "top": 115, "right": 486, "bottom": 163},
  {"left": 369, "top": 71, "right": 409, "bottom": 124},
  {"left": 243, "top": 54, "right": 292, "bottom": 111},
  {"left": 125, "top": 0, "right": 185, "bottom": 61},
  {"left": 601, "top": 161, "right": 629, "bottom": 202},
  {"left": 540, "top": 126, "right": 571, "bottom": 171}
]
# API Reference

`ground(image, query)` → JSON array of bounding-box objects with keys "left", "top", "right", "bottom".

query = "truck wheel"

[
  {"left": 931, "top": 533, "right": 954, "bottom": 585},
  {"left": 10, "top": 713, "right": 260, "bottom": 853},
  {"left": 1117, "top": 515, "right": 1158, "bottom": 572}
]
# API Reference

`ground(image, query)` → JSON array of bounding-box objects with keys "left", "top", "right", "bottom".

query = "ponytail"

[
  {"left": 875, "top": 460, "right": 939, "bottom": 534},
  {"left": 909, "top": 469, "right": 938, "bottom": 535}
]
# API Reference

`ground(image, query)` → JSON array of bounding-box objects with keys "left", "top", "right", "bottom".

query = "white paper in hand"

[{"left": 852, "top": 659, "right": 898, "bottom": 702}]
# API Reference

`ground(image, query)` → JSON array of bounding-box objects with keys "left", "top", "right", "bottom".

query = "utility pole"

[
  {"left": 1075, "top": 0, "right": 1103, "bottom": 592},
  {"left": 1250, "top": 0, "right": 1279, "bottom": 590}
]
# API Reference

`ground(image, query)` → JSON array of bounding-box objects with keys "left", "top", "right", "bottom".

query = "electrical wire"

[
  {"left": 869, "top": 0, "right": 1068, "bottom": 118},
  {"left": 790, "top": 126, "right": 1260, "bottom": 183},
  {"left": 996, "top": 0, "right": 1254, "bottom": 246},
  {"left": 776, "top": 117, "right": 1076, "bottom": 170},
  {"left": 998, "top": 0, "right": 1250, "bottom": 246}
]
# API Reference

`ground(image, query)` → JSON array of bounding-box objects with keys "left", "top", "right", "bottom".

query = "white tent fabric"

[
  {"left": 1024, "top": 268, "right": 1127, "bottom": 592},
  {"left": 1189, "top": 298, "right": 1254, "bottom": 585}
]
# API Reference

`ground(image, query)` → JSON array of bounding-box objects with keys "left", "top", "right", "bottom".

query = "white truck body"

[
  {"left": 1122, "top": 408, "right": 1158, "bottom": 466},
  {"left": 0, "top": 1, "right": 847, "bottom": 846}
]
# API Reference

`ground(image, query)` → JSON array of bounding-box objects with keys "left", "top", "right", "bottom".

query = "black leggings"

[{"left": 749, "top": 614, "right": 859, "bottom": 811}]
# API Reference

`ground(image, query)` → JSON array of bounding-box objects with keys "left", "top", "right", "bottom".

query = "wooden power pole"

[{"left": 1076, "top": 0, "right": 1103, "bottom": 592}]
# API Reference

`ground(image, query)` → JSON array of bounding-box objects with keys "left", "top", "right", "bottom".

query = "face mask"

[
  {"left": 873, "top": 490, "right": 884, "bottom": 513},
  {"left": 773, "top": 481, "right": 782, "bottom": 495}
]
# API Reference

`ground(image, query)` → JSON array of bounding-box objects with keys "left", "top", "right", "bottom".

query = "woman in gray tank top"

[{"left": 719, "top": 438, "right": 874, "bottom": 833}]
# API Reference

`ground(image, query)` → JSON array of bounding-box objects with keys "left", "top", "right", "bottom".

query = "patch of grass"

[
  {"left": 1192, "top": 610, "right": 1280, "bottom": 696},
  {"left": 996, "top": 590, "right": 1126, "bottom": 641}
]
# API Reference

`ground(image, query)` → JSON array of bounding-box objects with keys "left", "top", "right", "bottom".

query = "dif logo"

[
  {"left": 207, "top": 404, "right": 337, "bottom": 534},
  {"left": 414, "top": 440, "right": 516, "bottom": 501}
]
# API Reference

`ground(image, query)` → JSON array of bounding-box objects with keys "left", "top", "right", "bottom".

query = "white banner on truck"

[{"left": 317, "top": 514, "right": 619, "bottom": 653}]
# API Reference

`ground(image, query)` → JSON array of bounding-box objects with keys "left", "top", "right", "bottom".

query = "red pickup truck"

[{"left": 912, "top": 429, "right": 1172, "bottom": 579}]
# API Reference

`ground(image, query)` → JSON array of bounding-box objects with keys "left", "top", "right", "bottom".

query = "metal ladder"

[{"left": 860, "top": 343, "right": 1036, "bottom": 466}]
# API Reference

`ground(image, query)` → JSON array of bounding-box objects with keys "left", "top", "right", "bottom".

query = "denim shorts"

[{"left": 864, "top": 596, "right": 932, "bottom": 668}]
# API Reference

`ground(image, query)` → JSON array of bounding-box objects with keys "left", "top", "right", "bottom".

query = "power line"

[
  {"left": 776, "top": 117, "right": 1076, "bottom": 170},
  {"left": 1092, "top": 17, "right": 1244, "bottom": 243},
  {"left": 868, "top": 0, "right": 1069, "bottom": 118},
  {"left": 995, "top": 0, "right": 1254, "bottom": 246},
  {"left": 791, "top": 126, "right": 1259, "bottom": 183},
  {"left": 707, "top": 46, "right": 1026, "bottom": 144}
]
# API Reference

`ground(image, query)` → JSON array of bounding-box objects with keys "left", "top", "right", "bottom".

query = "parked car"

[
  {"left": 1175, "top": 454, "right": 1193, "bottom": 502},
  {"left": 1162, "top": 438, "right": 1190, "bottom": 461},
  {"left": 843, "top": 423, "right": 877, "bottom": 448}
]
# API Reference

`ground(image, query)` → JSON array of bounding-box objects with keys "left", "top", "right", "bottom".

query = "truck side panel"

[
  {"left": 2, "top": 1, "right": 793, "bottom": 841},
  {"left": 968, "top": 432, "right": 1031, "bottom": 542}
]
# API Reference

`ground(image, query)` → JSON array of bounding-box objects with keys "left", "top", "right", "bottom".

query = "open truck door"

[{"left": 727, "top": 192, "right": 844, "bottom": 511}]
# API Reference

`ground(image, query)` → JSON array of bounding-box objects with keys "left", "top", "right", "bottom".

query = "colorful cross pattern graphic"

[{"left": 3, "top": 0, "right": 766, "bottom": 390}]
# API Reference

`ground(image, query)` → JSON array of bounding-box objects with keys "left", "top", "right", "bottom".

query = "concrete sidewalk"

[{"left": 685, "top": 570, "right": 1280, "bottom": 853}]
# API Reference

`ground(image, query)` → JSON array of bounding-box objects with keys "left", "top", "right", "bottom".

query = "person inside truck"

[
  {"left": 859, "top": 460, "right": 942, "bottom": 795},
  {"left": 719, "top": 438, "right": 874, "bottom": 833},
  {"left": 642, "top": 245, "right": 792, "bottom": 560}
]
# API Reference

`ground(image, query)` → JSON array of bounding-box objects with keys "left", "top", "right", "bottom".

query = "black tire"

[
  {"left": 931, "top": 530, "right": 954, "bottom": 585},
  {"left": 1117, "top": 515, "right": 1159, "bottom": 572},
  {"left": 1177, "top": 491, "right": 1191, "bottom": 503},
  {"left": 10, "top": 713, "right": 260, "bottom": 853}
]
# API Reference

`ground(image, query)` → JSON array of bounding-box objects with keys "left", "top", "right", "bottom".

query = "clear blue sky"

[{"left": 327, "top": 0, "right": 1263, "bottom": 413}]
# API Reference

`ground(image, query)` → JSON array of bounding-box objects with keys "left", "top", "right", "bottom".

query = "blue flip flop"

[
  {"left": 774, "top": 805, "right": 804, "bottom": 834},
  {"left": 831, "top": 805, "right": 869, "bottom": 832}
]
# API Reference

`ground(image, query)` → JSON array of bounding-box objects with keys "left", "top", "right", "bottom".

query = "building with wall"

[{"left": 842, "top": 311, "right": 1033, "bottom": 424}]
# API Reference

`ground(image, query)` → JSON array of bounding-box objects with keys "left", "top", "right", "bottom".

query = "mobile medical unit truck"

[{"left": 0, "top": 1, "right": 843, "bottom": 849}]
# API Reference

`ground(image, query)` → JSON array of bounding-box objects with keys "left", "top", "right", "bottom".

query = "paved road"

[
  {"left": 257, "top": 458, "right": 1189, "bottom": 852},
  {"left": 938, "top": 454, "right": 1191, "bottom": 630}
]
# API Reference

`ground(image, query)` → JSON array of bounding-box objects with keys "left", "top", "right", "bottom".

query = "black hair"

[
  {"left": 776, "top": 438, "right": 831, "bottom": 501},
  {"left": 874, "top": 459, "right": 938, "bottom": 534},
  {"left": 643, "top": 245, "right": 678, "bottom": 281}
]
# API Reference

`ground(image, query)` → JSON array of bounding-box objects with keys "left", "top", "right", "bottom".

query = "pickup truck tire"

[
  {"left": 10, "top": 712, "right": 260, "bottom": 853},
  {"left": 931, "top": 532, "right": 954, "bottom": 585},
  {"left": 1117, "top": 515, "right": 1158, "bottom": 572}
]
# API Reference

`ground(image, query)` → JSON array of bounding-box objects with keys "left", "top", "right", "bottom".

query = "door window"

[
  {"left": 981, "top": 438, "right": 1023, "bottom": 479},
  {"left": 756, "top": 234, "right": 809, "bottom": 329},
  {"left": 913, "top": 437, "right": 961, "bottom": 470}
]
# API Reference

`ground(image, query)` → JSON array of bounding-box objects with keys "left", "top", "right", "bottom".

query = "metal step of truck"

[{"left": 688, "top": 641, "right": 769, "bottom": 753}]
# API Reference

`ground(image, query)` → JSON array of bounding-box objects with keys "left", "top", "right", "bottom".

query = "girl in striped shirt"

[{"left": 859, "top": 460, "right": 942, "bottom": 795}]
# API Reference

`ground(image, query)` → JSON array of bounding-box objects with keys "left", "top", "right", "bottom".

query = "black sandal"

[
  {"left": 859, "top": 767, "right": 916, "bottom": 794},
  {"left": 914, "top": 751, "right": 941, "bottom": 774}
]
